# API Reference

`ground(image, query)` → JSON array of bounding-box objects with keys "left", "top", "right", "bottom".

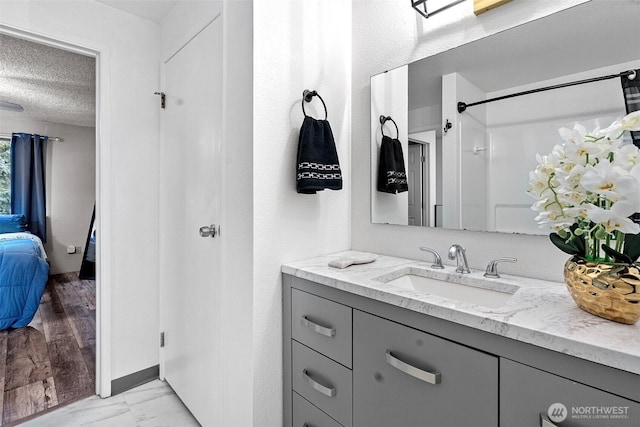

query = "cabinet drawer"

[
  {"left": 293, "top": 392, "right": 343, "bottom": 427},
  {"left": 292, "top": 341, "right": 352, "bottom": 427},
  {"left": 292, "top": 288, "right": 352, "bottom": 368},
  {"left": 501, "top": 358, "right": 640, "bottom": 427},
  {"left": 353, "top": 310, "right": 498, "bottom": 427}
]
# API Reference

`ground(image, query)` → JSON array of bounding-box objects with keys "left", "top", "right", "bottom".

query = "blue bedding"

[{"left": 0, "top": 238, "right": 49, "bottom": 330}]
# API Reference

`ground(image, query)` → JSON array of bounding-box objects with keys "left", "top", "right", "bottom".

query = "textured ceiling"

[
  {"left": 0, "top": 33, "right": 96, "bottom": 128},
  {"left": 0, "top": 1, "right": 176, "bottom": 129}
]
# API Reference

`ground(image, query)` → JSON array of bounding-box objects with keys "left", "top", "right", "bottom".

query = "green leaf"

[
  {"left": 623, "top": 233, "right": 640, "bottom": 263},
  {"left": 568, "top": 224, "right": 585, "bottom": 255},
  {"left": 601, "top": 244, "right": 633, "bottom": 264},
  {"left": 550, "top": 233, "right": 580, "bottom": 256}
]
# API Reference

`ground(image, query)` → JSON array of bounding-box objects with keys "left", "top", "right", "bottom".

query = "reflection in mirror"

[
  {"left": 371, "top": 65, "right": 409, "bottom": 225},
  {"left": 370, "top": 1, "right": 640, "bottom": 234},
  {"left": 408, "top": 130, "right": 436, "bottom": 227},
  {"left": 79, "top": 205, "right": 95, "bottom": 280}
]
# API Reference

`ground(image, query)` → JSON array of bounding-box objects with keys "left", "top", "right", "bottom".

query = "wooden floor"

[{"left": 0, "top": 273, "right": 96, "bottom": 426}]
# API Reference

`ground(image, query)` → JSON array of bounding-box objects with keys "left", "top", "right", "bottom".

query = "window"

[{"left": 0, "top": 140, "right": 10, "bottom": 214}]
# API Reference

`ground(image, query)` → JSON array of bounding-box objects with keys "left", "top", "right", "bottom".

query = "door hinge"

[
  {"left": 421, "top": 156, "right": 426, "bottom": 163},
  {"left": 160, "top": 332, "right": 165, "bottom": 348},
  {"left": 154, "top": 91, "right": 166, "bottom": 109}
]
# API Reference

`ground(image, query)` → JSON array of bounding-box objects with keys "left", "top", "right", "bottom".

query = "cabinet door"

[
  {"left": 293, "top": 392, "right": 344, "bottom": 427},
  {"left": 353, "top": 310, "right": 498, "bottom": 427},
  {"left": 292, "top": 288, "right": 352, "bottom": 368},
  {"left": 501, "top": 358, "right": 640, "bottom": 427},
  {"left": 292, "top": 341, "right": 353, "bottom": 427}
]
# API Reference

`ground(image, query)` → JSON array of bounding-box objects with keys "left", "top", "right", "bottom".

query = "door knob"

[{"left": 199, "top": 224, "right": 218, "bottom": 238}]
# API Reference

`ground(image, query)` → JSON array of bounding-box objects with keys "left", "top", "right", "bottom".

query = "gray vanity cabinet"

[
  {"left": 283, "top": 274, "right": 640, "bottom": 427},
  {"left": 353, "top": 310, "right": 498, "bottom": 427},
  {"left": 500, "top": 359, "right": 640, "bottom": 427}
]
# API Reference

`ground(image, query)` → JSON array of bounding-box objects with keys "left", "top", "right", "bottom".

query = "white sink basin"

[{"left": 381, "top": 271, "right": 517, "bottom": 309}]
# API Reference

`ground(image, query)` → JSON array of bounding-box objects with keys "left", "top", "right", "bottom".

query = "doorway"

[
  {"left": 408, "top": 130, "right": 437, "bottom": 227},
  {"left": 0, "top": 30, "right": 99, "bottom": 424}
]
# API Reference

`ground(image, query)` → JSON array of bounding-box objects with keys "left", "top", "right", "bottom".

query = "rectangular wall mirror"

[{"left": 370, "top": 0, "right": 640, "bottom": 235}]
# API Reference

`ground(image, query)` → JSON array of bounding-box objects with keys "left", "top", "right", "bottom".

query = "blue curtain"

[{"left": 10, "top": 133, "right": 47, "bottom": 242}]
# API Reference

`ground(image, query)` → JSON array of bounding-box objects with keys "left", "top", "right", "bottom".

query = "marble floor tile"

[
  {"left": 78, "top": 410, "right": 138, "bottom": 427},
  {"left": 120, "top": 380, "right": 175, "bottom": 406},
  {"left": 128, "top": 393, "right": 199, "bottom": 427},
  {"left": 18, "top": 380, "right": 199, "bottom": 427},
  {"left": 123, "top": 380, "right": 199, "bottom": 427}
]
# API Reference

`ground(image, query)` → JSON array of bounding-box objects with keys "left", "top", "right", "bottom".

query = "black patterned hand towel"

[
  {"left": 377, "top": 135, "right": 408, "bottom": 194},
  {"left": 296, "top": 116, "right": 343, "bottom": 194}
]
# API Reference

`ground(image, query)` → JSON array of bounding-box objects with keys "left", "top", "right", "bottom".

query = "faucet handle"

[
  {"left": 448, "top": 244, "right": 460, "bottom": 260},
  {"left": 448, "top": 244, "right": 470, "bottom": 274},
  {"left": 484, "top": 257, "right": 517, "bottom": 278},
  {"left": 419, "top": 247, "right": 444, "bottom": 269}
]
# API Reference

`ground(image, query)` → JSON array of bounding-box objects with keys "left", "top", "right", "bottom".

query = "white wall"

[
  {"left": 253, "top": 0, "right": 351, "bottom": 425},
  {"left": 46, "top": 124, "right": 95, "bottom": 275},
  {"left": 220, "top": 1, "right": 253, "bottom": 425},
  {"left": 441, "top": 72, "right": 488, "bottom": 230},
  {"left": 0, "top": 0, "right": 161, "bottom": 387},
  {"left": 455, "top": 74, "right": 487, "bottom": 231},
  {"left": 159, "top": 1, "right": 254, "bottom": 425},
  {"left": 352, "top": 0, "right": 590, "bottom": 283},
  {"left": 0, "top": 117, "right": 96, "bottom": 274}
]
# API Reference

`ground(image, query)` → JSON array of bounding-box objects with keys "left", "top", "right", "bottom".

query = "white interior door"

[{"left": 159, "top": 17, "right": 223, "bottom": 426}]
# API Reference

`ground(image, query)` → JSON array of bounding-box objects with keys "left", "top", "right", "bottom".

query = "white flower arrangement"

[{"left": 528, "top": 111, "right": 640, "bottom": 263}]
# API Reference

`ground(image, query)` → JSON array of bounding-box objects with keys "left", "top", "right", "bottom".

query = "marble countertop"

[{"left": 282, "top": 251, "right": 640, "bottom": 375}]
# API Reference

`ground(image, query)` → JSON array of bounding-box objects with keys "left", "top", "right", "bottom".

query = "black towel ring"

[
  {"left": 379, "top": 115, "right": 399, "bottom": 139},
  {"left": 302, "top": 89, "right": 328, "bottom": 120}
]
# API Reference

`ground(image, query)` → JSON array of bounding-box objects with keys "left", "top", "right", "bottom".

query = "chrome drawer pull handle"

[
  {"left": 540, "top": 413, "right": 558, "bottom": 427},
  {"left": 385, "top": 350, "right": 441, "bottom": 385},
  {"left": 302, "top": 369, "right": 336, "bottom": 397},
  {"left": 302, "top": 316, "right": 336, "bottom": 337}
]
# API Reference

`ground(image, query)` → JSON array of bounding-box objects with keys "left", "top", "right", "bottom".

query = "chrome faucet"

[
  {"left": 419, "top": 247, "right": 444, "bottom": 269},
  {"left": 448, "top": 244, "right": 470, "bottom": 274},
  {"left": 484, "top": 257, "right": 517, "bottom": 278}
]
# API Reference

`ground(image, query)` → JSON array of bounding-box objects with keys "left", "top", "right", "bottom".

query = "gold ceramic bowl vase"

[{"left": 564, "top": 257, "right": 640, "bottom": 325}]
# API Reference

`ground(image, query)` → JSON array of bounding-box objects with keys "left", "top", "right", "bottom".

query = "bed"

[{"left": 0, "top": 225, "right": 49, "bottom": 330}]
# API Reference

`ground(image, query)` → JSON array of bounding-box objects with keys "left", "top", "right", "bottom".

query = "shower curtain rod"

[
  {"left": 0, "top": 133, "right": 63, "bottom": 142},
  {"left": 457, "top": 69, "right": 637, "bottom": 113}
]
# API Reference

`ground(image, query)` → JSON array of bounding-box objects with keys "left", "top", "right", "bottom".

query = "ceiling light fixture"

[
  {"left": 0, "top": 100, "right": 24, "bottom": 112},
  {"left": 411, "top": 0, "right": 466, "bottom": 19}
]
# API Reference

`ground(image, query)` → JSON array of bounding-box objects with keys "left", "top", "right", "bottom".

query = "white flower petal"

[
  {"left": 611, "top": 200, "right": 636, "bottom": 217},
  {"left": 620, "top": 111, "right": 640, "bottom": 132}
]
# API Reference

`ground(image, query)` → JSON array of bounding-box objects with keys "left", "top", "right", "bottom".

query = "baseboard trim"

[{"left": 111, "top": 365, "right": 159, "bottom": 395}]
